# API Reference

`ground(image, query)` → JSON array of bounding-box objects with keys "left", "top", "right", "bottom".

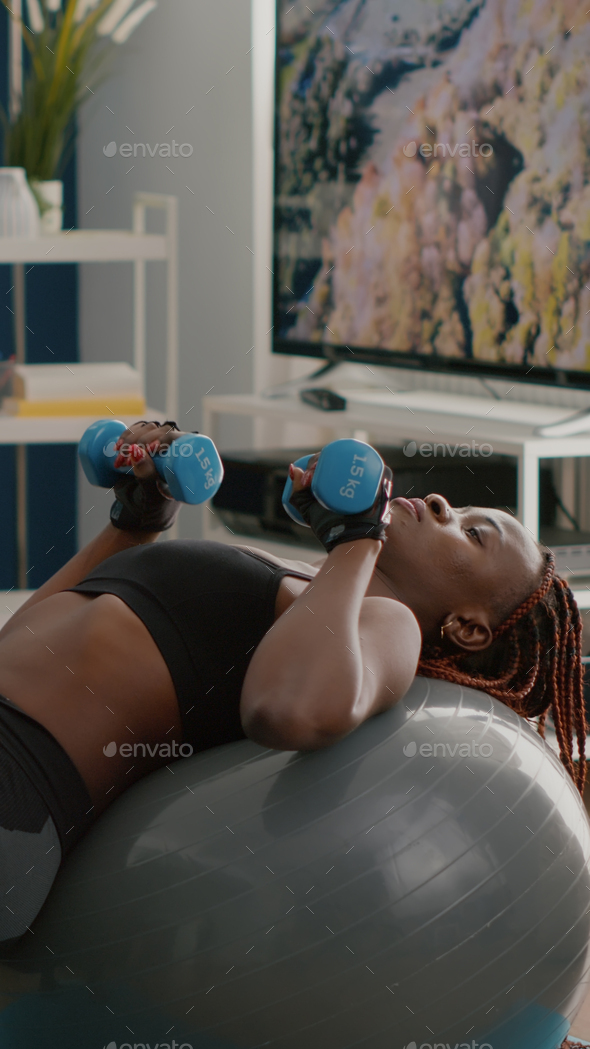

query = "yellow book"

[
  {"left": 2, "top": 362, "right": 146, "bottom": 418},
  {"left": 2, "top": 396, "right": 147, "bottom": 417}
]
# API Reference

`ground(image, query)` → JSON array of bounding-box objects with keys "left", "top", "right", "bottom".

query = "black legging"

[
  {"left": 0, "top": 747, "right": 62, "bottom": 944},
  {"left": 0, "top": 697, "right": 94, "bottom": 944}
]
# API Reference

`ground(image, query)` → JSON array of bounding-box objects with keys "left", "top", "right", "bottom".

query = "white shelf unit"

[
  {"left": 1, "top": 191, "right": 178, "bottom": 417},
  {"left": 1, "top": 191, "right": 178, "bottom": 586},
  {"left": 0, "top": 228, "right": 169, "bottom": 262},
  {"left": 0, "top": 407, "right": 168, "bottom": 445},
  {"left": 201, "top": 388, "right": 590, "bottom": 610}
]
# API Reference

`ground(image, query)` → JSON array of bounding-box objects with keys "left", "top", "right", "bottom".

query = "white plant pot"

[
  {"left": 31, "top": 179, "right": 63, "bottom": 234},
  {"left": 0, "top": 168, "right": 40, "bottom": 237}
]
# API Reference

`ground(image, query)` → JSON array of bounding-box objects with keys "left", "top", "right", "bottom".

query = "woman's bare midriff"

[{"left": 0, "top": 570, "right": 314, "bottom": 814}]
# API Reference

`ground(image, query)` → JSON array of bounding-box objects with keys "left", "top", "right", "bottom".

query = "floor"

[
  {"left": 0, "top": 590, "right": 33, "bottom": 630},
  {"left": 571, "top": 990, "right": 590, "bottom": 1040}
]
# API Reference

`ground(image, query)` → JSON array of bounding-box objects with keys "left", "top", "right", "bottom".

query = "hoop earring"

[{"left": 441, "top": 620, "right": 456, "bottom": 639}]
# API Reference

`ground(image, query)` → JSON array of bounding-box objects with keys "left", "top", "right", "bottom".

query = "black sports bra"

[{"left": 68, "top": 541, "right": 314, "bottom": 752}]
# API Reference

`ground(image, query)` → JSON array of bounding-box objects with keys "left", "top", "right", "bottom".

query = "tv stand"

[
  {"left": 536, "top": 406, "right": 590, "bottom": 438},
  {"left": 202, "top": 374, "right": 590, "bottom": 547}
]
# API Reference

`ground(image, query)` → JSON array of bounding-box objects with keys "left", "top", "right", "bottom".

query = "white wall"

[{"left": 77, "top": 0, "right": 257, "bottom": 544}]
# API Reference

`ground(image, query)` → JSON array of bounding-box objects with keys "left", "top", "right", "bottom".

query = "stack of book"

[{"left": 1, "top": 362, "right": 146, "bottom": 416}]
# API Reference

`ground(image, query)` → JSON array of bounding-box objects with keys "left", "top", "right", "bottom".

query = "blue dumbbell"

[
  {"left": 78, "top": 419, "right": 224, "bottom": 505},
  {"left": 282, "top": 438, "right": 385, "bottom": 526}
]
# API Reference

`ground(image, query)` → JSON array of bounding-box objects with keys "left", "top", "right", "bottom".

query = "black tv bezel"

[
  {"left": 271, "top": 6, "right": 590, "bottom": 394},
  {"left": 272, "top": 337, "right": 590, "bottom": 391}
]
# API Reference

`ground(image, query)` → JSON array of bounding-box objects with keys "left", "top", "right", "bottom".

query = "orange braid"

[{"left": 418, "top": 552, "right": 587, "bottom": 793}]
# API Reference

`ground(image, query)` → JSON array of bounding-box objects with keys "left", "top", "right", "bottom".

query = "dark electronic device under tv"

[
  {"left": 211, "top": 447, "right": 568, "bottom": 550},
  {"left": 273, "top": 0, "right": 590, "bottom": 390}
]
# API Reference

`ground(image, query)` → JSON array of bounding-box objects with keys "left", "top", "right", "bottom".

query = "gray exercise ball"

[{"left": 1, "top": 677, "right": 590, "bottom": 1049}]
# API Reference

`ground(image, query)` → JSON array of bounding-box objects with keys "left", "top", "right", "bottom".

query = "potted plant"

[{"left": 0, "top": 0, "right": 157, "bottom": 233}]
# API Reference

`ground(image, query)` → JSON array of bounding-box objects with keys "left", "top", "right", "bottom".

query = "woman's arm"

[
  {"left": 240, "top": 538, "right": 420, "bottom": 751},
  {"left": 0, "top": 523, "right": 161, "bottom": 636},
  {"left": 3, "top": 419, "right": 189, "bottom": 634}
]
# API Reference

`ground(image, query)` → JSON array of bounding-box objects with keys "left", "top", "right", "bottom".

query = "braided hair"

[{"left": 418, "top": 550, "right": 587, "bottom": 794}]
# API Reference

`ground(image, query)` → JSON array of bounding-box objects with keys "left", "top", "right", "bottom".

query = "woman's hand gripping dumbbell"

[
  {"left": 78, "top": 418, "right": 224, "bottom": 533},
  {"left": 282, "top": 438, "right": 393, "bottom": 551}
]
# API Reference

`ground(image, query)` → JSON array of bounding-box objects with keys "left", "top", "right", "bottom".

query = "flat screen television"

[{"left": 273, "top": 0, "right": 590, "bottom": 389}]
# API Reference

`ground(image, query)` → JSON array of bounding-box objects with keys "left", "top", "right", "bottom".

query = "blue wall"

[{"left": 0, "top": 6, "right": 78, "bottom": 589}]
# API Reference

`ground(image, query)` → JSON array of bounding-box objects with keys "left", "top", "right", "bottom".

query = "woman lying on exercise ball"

[{"left": 0, "top": 420, "right": 585, "bottom": 946}]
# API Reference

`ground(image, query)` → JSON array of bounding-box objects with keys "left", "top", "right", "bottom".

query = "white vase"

[
  {"left": 0, "top": 168, "right": 40, "bottom": 237},
  {"left": 30, "top": 179, "right": 63, "bottom": 234}
]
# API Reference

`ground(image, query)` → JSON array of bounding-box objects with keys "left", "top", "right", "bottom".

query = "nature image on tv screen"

[{"left": 274, "top": 0, "right": 590, "bottom": 377}]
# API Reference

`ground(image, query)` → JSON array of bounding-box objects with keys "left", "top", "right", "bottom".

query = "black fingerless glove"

[
  {"left": 110, "top": 473, "right": 181, "bottom": 532},
  {"left": 289, "top": 467, "right": 393, "bottom": 552}
]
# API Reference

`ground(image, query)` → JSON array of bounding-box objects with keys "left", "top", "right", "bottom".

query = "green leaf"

[{"left": 0, "top": 0, "right": 132, "bottom": 179}]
